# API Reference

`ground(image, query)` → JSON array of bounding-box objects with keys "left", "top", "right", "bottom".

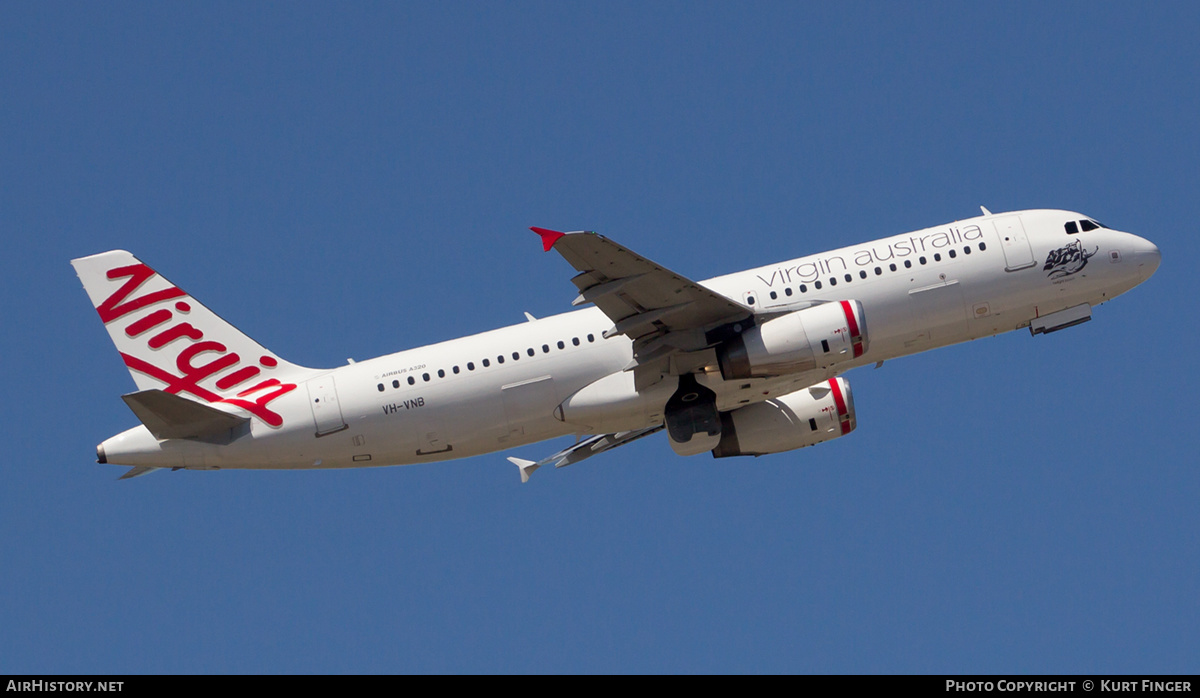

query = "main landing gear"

[{"left": 664, "top": 374, "right": 722, "bottom": 456}]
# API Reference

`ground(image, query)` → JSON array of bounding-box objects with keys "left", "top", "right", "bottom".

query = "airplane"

[{"left": 71, "top": 207, "right": 1160, "bottom": 481}]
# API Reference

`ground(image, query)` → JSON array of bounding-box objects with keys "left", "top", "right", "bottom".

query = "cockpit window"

[{"left": 1066, "top": 218, "right": 1108, "bottom": 234}]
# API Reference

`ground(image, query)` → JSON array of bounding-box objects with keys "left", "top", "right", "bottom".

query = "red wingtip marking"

[{"left": 530, "top": 227, "right": 566, "bottom": 252}]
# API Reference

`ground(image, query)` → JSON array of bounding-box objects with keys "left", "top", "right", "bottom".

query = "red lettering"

[
  {"left": 122, "top": 353, "right": 295, "bottom": 428},
  {"left": 148, "top": 323, "right": 203, "bottom": 349},
  {"left": 215, "top": 366, "right": 261, "bottom": 390},
  {"left": 105, "top": 263, "right": 298, "bottom": 429},
  {"left": 220, "top": 381, "right": 297, "bottom": 429},
  {"left": 123, "top": 353, "right": 222, "bottom": 402},
  {"left": 237, "top": 379, "right": 282, "bottom": 397},
  {"left": 176, "top": 342, "right": 239, "bottom": 381},
  {"left": 97, "top": 264, "right": 186, "bottom": 324},
  {"left": 124, "top": 309, "right": 172, "bottom": 337}
]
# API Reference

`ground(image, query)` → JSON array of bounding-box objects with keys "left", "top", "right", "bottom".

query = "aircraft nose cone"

[{"left": 1134, "top": 236, "right": 1161, "bottom": 279}]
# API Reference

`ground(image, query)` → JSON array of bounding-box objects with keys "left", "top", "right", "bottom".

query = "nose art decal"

[{"left": 1043, "top": 240, "right": 1098, "bottom": 279}]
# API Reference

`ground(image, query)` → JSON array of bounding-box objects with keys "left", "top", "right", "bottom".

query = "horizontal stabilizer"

[
  {"left": 121, "top": 389, "right": 249, "bottom": 441},
  {"left": 118, "top": 466, "right": 160, "bottom": 480}
]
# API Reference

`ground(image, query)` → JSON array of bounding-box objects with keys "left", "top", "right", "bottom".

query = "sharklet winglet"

[
  {"left": 530, "top": 227, "right": 566, "bottom": 252},
  {"left": 506, "top": 456, "right": 540, "bottom": 483}
]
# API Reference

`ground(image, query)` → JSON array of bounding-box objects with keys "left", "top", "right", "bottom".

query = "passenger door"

[
  {"left": 993, "top": 215, "right": 1036, "bottom": 271},
  {"left": 306, "top": 376, "right": 347, "bottom": 436}
]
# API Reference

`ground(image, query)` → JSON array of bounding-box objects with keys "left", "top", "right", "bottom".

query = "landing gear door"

[
  {"left": 306, "top": 376, "right": 347, "bottom": 436},
  {"left": 993, "top": 215, "right": 1036, "bottom": 271}
]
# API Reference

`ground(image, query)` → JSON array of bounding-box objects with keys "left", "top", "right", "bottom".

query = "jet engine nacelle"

[
  {"left": 711, "top": 377, "right": 856, "bottom": 458},
  {"left": 717, "top": 301, "right": 867, "bottom": 380}
]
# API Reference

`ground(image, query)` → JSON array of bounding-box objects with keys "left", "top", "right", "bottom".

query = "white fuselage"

[{"left": 98, "top": 209, "right": 1160, "bottom": 471}]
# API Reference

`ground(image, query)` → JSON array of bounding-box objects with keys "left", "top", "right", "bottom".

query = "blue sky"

[{"left": 2, "top": 2, "right": 1197, "bottom": 673}]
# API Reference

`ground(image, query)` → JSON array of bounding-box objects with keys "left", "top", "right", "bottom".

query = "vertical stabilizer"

[{"left": 72, "top": 250, "right": 321, "bottom": 428}]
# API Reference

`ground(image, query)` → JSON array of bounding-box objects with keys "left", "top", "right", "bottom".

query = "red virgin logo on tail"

[{"left": 99, "top": 263, "right": 296, "bottom": 427}]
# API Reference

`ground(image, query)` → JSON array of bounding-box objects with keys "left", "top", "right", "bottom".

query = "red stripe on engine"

[
  {"left": 839, "top": 300, "right": 863, "bottom": 358},
  {"left": 828, "top": 378, "right": 851, "bottom": 435}
]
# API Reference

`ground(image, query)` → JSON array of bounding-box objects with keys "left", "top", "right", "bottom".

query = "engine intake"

[
  {"left": 712, "top": 377, "right": 856, "bottom": 458},
  {"left": 718, "top": 301, "right": 867, "bottom": 380}
]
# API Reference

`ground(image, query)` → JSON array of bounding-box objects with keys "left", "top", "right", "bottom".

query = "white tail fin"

[{"left": 72, "top": 250, "right": 320, "bottom": 428}]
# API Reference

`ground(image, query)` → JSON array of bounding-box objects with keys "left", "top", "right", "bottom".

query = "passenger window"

[
  {"left": 785, "top": 287, "right": 793, "bottom": 296},
  {"left": 512, "top": 352, "right": 520, "bottom": 360},
  {"left": 904, "top": 260, "right": 912, "bottom": 268},
  {"left": 482, "top": 359, "right": 490, "bottom": 367},
  {"left": 874, "top": 267, "right": 882, "bottom": 276},
  {"left": 542, "top": 344, "right": 550, "bottom": 353},
  {"left": 438, "top": 369, "right": 445, "bottom": 378},
  {"left": 919, "top": 256, "right": 927, "bottom": 265},
  {"left": 527, "top": 348, "right": 534, "bottom": 357},
  {"left": 949, "top": 249, "right": 957, "bottom": 259},
  {"left": 408, "top": 376, "right": 416, "bottom": 385},
  {"left": 814, "top": 281, "right": 823, "bottom": 290},
  {"left": 799, "top": 284, "right": 807, "bottom": 293},
  {"left": 571, "top": 337, "right": 578, "bottom": 346},
  {"left": 979, "top": 242, "right": 987, "bottom": 251},
  {"left": 377, "top": 383, "right": 384, "bottom": 392},
  {"left": 497, "top": 355, "right": 504, "bottom": 364},
  {"left": 769, "top": 291, "right": 777, "bottom": 300},
  {"left": 829, "top": 277, "right": 837, "bottom": 286},
  {"left": 422, "top": 373, "right": 430, "bottom": 382},
  {"left": 747, "top": 296, "right": 756, "bottom": 306},
  {"left": 587, "top": 334, "right": 595, "bottom": 342},
  {"left": 392, "top": 380, "right": 400, "bottom": 389},
  {"left": 1065, "top": 221, "right": 1079, "bottom": 234},
  {"left": 934, "top": 253, "right": 941, "bottom": 262},
  {"left": 467, "top": 362, "right": 475, "bottom": 371},
  {"left": 453, "top": 366, "right": 460, "bottom": 374},
  {"left": 557, "top": 341, "right": 565, "bottom": 350},
  {"left": 859, "top": 270, "right": 867, "bottom": 279},
  {"left": 1080, "top": 219, "right": 1099, "bottom": 232},
  {"left": 889, "top": 263, "right": 897, "bottom": 272},
  {"left": 963, "top": 246, "right": 971, "bottom": 255},
  {"left": 844, "top": 274, "right": 852, "bottom": 283}
]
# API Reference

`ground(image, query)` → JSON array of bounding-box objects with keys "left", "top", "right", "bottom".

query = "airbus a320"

[{"left": 71, "top": 208, "right": 1160, "bottom": 481}]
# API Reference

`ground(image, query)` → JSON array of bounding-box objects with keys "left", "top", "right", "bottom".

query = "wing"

[
  {"left": 506, "top": 426, "right": 663, "bottom": 483},
  {"left": 532, "top": 228, "right": 753, "bottom": 388}
]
